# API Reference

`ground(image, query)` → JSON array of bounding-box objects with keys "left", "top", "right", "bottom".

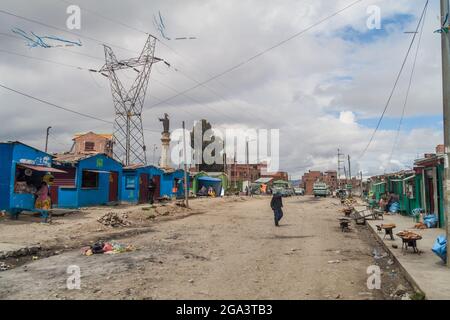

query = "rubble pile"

[{"left": 97, "top": 212, "right": 131, "bottom": 228}]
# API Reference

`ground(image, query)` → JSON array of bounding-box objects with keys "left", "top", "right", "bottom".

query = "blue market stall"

[
  {"left": 121, "top": 165, "right": 164, "bottom": 204},
  {"left": 160, "top": 169, "right": 188, "bottom": 199},
  {"left": 196, "top": 176, "right": 222, "bottom": 196},
  {"left": 51, "top": 153, "right": 123, "bottom": 208},
  {"left": 0, "top": 141, "right": 66, "bottom": 218}
]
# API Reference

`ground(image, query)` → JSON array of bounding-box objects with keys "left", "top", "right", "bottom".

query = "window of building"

[
  {"left": 85, "top": 141, "right": 95, "bottom": 151},
  {"left": 81, "top": 170, "right": 98, "bottom": 188}
]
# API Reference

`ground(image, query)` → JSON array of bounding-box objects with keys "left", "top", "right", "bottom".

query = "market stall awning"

[
  {"left": 255, "top": 177, "right": 273, "bottom": 184},
  {"left": 18, "top": 164, "right": 67, "bottom": 173},
  {"left": 198, "top": 176, "right": 222, "bottom": 182}
]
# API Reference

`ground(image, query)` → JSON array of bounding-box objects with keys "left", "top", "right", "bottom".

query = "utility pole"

[
  {"left": 337, "top": 149, "right": 344, "bottom": 189},
  {"left": 182, "top": 121, "right": 189, "bottom": 208},
  {"left": 152, "top": 144, "right": 158, "bottom": 165},
  {"left": 440, "top": 0, "right": 450, "bottom": 266},
  {"left": 348, "top": 155, "right": 352, "bottom": 196},
  {"left": 246, "top": 139, "right": 250, "bottom": 187},
  {"left": 45, "top": 126, "right": 52, "bottom": 153},
  {"left": 348, "top": 155, "right": 352, "bottom": 181}
]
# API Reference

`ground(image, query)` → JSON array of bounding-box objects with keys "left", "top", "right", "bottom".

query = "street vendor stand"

[{"left": 0, "top": 141, "right": 66, "bottom": 219}]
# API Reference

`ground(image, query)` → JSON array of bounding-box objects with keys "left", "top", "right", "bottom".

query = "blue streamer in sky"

[{"left": 12, "top": 28, "right": 82, "bottom": 48}]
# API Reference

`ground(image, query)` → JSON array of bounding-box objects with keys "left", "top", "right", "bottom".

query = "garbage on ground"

[
  {"left": 328, "top": 260, "right": 340, "bottom": 264},
  {"left": 423, "top": 214, "right": 438, "bottom": 229},
  {"left": 432, "top": 235, "right": 447, "bottom": 263},
  {"left": 0, "top": 262, "right": 11, "bottom": 271},
  {"left": 372, "top": 248, "right": 388, "bottom": 260},
  {"left": 97, "top": 212, "right": 131, "bottom": 228},
  {"left": 389, "top": 202, "right": 400, "bottom": 213},
  {"left": 81, "top": 241, "right": 136, "bottom": 256}
]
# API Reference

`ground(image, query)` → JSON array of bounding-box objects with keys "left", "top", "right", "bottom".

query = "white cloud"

[{"left": 0, "top": 0, "right": 443, "bottom": 180}]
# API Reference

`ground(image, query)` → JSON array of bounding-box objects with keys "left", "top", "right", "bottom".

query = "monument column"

[{"left": 159, "top": 113, "right": 171, "bottom": 169}]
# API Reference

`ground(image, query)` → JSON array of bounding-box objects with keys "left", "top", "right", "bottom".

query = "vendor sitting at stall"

[
  {"left": 35, "top": 174, "right": 53, "bottom": 223},
  {"left": 207, "top": 186, "right": 216, "bottom": 198},
  {"left": 197, "top": 185, "right": 208, "bottom": 197},
  {"left": 379, "top": 196, "right": 388, "bottom": 212}
]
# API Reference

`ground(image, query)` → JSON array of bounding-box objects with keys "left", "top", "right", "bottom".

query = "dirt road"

[{"left": 0, "top": 196, "right": 414, "bottom": 300}]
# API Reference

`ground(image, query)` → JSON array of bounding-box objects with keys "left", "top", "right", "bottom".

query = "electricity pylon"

[{"left": 100, "top": 35, "right": 162, "bottom": 165}]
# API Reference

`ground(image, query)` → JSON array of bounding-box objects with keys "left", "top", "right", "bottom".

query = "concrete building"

[{"left": 70, "top": 132, "right": 113, "bottom": 158}]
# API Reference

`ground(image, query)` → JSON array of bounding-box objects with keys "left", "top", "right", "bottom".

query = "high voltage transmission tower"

[{"left": 100, "top": 35, "right": 162, "bottom": 165}]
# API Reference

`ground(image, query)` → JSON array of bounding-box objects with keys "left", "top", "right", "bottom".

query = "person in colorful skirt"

[{"left": 35, "top": 181, "right": 51, "bottom": 223}]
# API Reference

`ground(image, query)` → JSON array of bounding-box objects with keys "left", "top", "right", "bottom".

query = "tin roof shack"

[
  {"left": 0, "top": 141, "right": 65, "bottom": 217},
  {"left": 122, "top": 165, "right": 164, "bottom": 204},
  {"left": 385, "top": 170, "right": 417, "bottom": 215},
  {"left": 51, "top": 153, "right": 123, "bottom": 208},
  {"left": 160, "top": 169, "right": 189, "bottom": 199},
  {"left": 414, "top": 154, "right": 445, "bottom": 228}
]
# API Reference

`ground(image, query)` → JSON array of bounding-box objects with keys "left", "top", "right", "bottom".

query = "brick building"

[
  {"left": 301, "top": 171, "right": 323, "bottom": 195},
  {"left": 323, "top": 170, "right": 338, "bottom": 191},
  {"left": 258, "top": 162, "right": 289, "bottom": 181},
  {"left": 229, "top": 163, "right": 261, "bottom": 185}
]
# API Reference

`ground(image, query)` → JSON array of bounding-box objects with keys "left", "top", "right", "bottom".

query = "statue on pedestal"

[{"left": 159, "top": 113, "right": 170, "bottom": 134}]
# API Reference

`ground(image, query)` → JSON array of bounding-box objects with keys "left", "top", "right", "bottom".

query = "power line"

[
  {"left": 388, "top": 1, "right": 428, "bottom": 168},
  {"left": 359, "top": 0, "right": 429, "bottom": 159},
  {"left": 0, "top": 2, "right": 362, "bottom": 127},
  {"left": 146, "top": 0, "right": 365, "bottom": 109},
  {"left": 51, "top": 0, "right": 273, "bottom": 125},
  {"left": 0, "top": 45, "right": 242, "bottom": 124},
  {"left": 0, "top": 83, "right": 160, "bottom": 133}
]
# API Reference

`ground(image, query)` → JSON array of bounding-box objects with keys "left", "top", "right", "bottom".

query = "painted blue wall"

[
  {"left": 160, "top": 170, "right": 189, "bottom": 198},
  {"left": 0, "top": 144, "right": 13, "bottom": 211},
  {"left": 0, "top": 142, "right": 53, "bottom": 213},
  {"left": 57, "top": 154, "right": 123, "bottom": 208},
  {"left": 121, "top": 169, "right": 142, "bottom": 204},
  {"left": 121, "top": 166, "right": 165, "bottom": 203}
]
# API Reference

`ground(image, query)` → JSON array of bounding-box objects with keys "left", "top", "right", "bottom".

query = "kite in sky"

[
  {"left": 152, "top": 11, "right": 196, "bottom": 41},
  {"left": 12, "top": 28, "right": 82, "bottom": 48}
]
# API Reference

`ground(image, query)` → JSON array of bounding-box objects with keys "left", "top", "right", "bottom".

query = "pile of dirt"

[
  {"left": 154, "top": 204, "right": 190, "bottom": 216},
  {"left": 97, "top": 212, "right": 131, "bottom": 228}
]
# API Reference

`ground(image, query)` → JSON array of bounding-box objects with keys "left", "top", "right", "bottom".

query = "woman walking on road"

[{"left": 271, "top": 191, "right": 284, "bottom": 226}]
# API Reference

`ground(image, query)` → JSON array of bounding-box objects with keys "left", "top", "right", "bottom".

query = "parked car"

[
  {"left": 294, "top": 187, "right": 305, "bottom": 196},
  {"left": 283, "top": 188, "right": 294, "bottom": 197}
]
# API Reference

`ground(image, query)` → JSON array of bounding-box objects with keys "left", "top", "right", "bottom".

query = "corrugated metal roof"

[
  {"left": 52, "top": 153, "right": 97, "bottom": 164},
  {"left": 0, "top": 141, "right": 52, "bottom": 156},
  {"left": 73, "top": 132, "right": 113, "bottom": 140},
  {"left": 123, "top": 164, "right": 146, "bottom": 170}
]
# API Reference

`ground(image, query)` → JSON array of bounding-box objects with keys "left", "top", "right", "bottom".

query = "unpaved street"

[{"left": 0, "top": 196, "right": 413, "bottom": 299}]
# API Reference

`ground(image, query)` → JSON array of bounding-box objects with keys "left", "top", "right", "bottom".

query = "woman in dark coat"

[{"left": 270, "top": 191, "right": 284, "bottom": 226}]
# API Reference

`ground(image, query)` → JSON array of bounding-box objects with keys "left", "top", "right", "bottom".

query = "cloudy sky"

[{"left": 0, "top": 0, "right": 444, "bottom": 179}]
